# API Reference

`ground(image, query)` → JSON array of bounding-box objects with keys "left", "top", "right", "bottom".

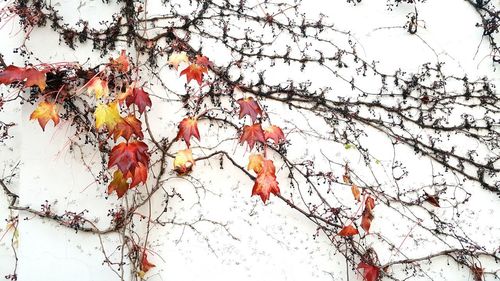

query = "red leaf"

[
  {"left": 239, "top": 123, "right": 265, "bottom": 150},
  {"left": 252, "top": 159, "right": 280, "bottom": 203},
  {"left": 108, "top": 141, "right": 149, "bottom": 174},
  {"left": 236, "top": 97, "right": 262, "bottom": 122},
  {"left": 127, "top": 162, "right": 148, "bottom": 188},
  {"left": 195, "top": 55, "right": 213, "bottom": 68},
  {"left": 361, "top": 207, "right": 374, "bottom": 233},
  {"left": 125, "top": 87, "right": 152, "bottom": 114},
  {"left": 471, "top": 265, "right": 484, "bottom": 281},
  {"left": 357, "top": 262, "right": 380, "bottom": 281},
  {"left": 365, "top": 196, "right": 375, "bottom": 210},
  {"left": 264, "top": 125, "right": 285, "bottom": 144},
  {"left": 180, "top": 63, "right": 208, "bottom": 85},
  {"left": 112, "top": 115, "right": 144, "bottom": 141},
  {"left": 338, "top": 225, "right": 359, "bottom": 237},
  {"left": 140, "top": 252, "right": 156, "bottom": 273},
  {"left": 107, "top": 170, "right": 130, "bottom": 198},
  {"left": 176, "top": 117, "right": 200, "bottom": 147},
  {"left": 0, "top": 65, "right": 47, "bottom": 91},
  {"left": 424, "top": 192, "right": 440, "bottom": 207}
]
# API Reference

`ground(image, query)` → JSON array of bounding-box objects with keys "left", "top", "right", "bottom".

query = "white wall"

[{"left": 0, "top": 0, "right": 499, "bottom": 280}]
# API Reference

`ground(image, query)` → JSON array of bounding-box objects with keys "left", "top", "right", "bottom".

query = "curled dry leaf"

[
  {"left": 351, "top": 184, "right": 361, "bottom": 201},
  {"left": 29, "top": 101, "right": 60, "bottom": 131},
  {"left": 236, "top": 97, "right": 262, "bottom": 122},
  {"left": 338, "top": 224, "right": 359, "bottom": 237},
  {"left": 174, "top": 149, "right": 195, "bottom": 176},
  {"left": 264, "top": 125, "right": 285, "bottom": 144},
  {"left": 176, "top": 117, "right": 200, "bottom": 147},
  {"left": 424, "top": 192, "right": 440, "bottom": 207},
  {"left": 239, "top": 123, "right": 265, "bottom": 150},
  {"left": 140, "top": 252, "right": 156, "bottom": 273}
]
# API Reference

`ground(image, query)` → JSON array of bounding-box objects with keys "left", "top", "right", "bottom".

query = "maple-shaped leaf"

[
  {"left": 112, "top": 115, "right": 144, "bottom": 141},
  {"left": 109, "top": 50, "right": 129, "bottom": 73},
  {"left": 351, "top": 184, "right": 361, "bottom": 201},
  {"left": 168, "top": 51, "right": 189, "bottom": 70},
  {"left": 176, "top": 117, "right": 200, "bottom": 147},
  {"left": 357, "top": 262, "right": 380, "bottom": 281},
  {"left": 87, "top": 77, "right": 109, "bottom": 99},
  {"left": 108, "top": 141, "right": 149, "bottom": 174},
  {"left": 236, "top": 97, "right": 262, "bottom": 122},
  {"left": 338, "top": 225, "right": 359, "bottom": 237},
  {"left": 125, "top": 87, "right": 152, "bottom": 114},
  {"left": 29, "top": 101, "right": 60, "bottom": 131},
  {"left": 0, "top": 65, "right": 47, "bottom": 91},
  {"left": 195, "top": 55, "right": 213, "bottom": 68},
  {"left": 174, "top": 149, "right": 195, "bottom": 176},
  {"left": 108, "top": 170, "right": 130, "bottom": 198},
  {"left": 140, "top": 252, "right": 156, "bottom": 273},
  {"left": 361, "top": 207, "right": 374, "bottom": 233},
  {"left": 239, "top": 123, "right": 265, "bottom": 150},
  {"left": 252, "top": 159, "right": 280, "bottom": 203},
  {"left": 95, "top": 102, "right": 122, "bottom": 131},
  {"left": 180, "top": 63, "right": 208, "bottom": 85},
  {"left": 127, "top": 162, "right": 148, "bottom": 188},
  {"left": 247, "top": 154, "right": 265, "bottom": 174},
  {"left": 264, "top": 125, "right": 285, "bottom": 144}
]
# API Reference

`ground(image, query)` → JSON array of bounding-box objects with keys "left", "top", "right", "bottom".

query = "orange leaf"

[
  {"left": 247, "top": 154, "right": 265, "bottom": 174},
  {"left": 29, "top": 101, "right": 60, "bottom": 131},
  {"left": 365, "top": 196, "right": 375, "bottom": 211},
  {"left": 140, "top": 252, "right": 156, "bottom": 273},
  {"left": 351, "top": 184, "right": 361, "bottom": 201},
  {"left": 357, "top": 262, "right": 380, "bottom": 281},
  {"left": 108, "top": 141, "right": 149, "bottom": 175},
  {"left": 0, "top": 65, "right": 47, "bottom": 91},
  {"left": 338, "top": 224, "right": 359, "bottom": 236},
  {"left": 174, "top": 149, "right": 195, "bottom": 176},
  {"left": 252, "top": 159, "right": 280, "bottom": 203},
  {"left": 125, "top": 87, "right": 152, "bottom": 114},
  {"left": 264, "top": 125, "right": 285, "bottom": 144},
  {"left": 176, "top": 117, "right": 200, "bottom": 147},
  {"left": 239, "top": 123, "right": 265, "bottom": 150},
  {"left": 112, "top": 115, "right": 144, "bottom": 141},
  {"left": 109, "top": 50, "right": 129, "bottom": 73},
  {"left": 86, "top": 77, "right": 109, "bottom": 99},
  {"left": 108, "top": 170, "right": 130, "bottom": 198},
  {"left": 236, "top": 97, "right": 262, "bottom": 122},
  {"left": 180, "top": 63, "right": 207, "bottom": 85}
]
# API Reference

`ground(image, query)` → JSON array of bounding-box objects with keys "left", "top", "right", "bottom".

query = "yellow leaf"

[
  {"left": 174, "top": 149, "right": 195, "bottom": 175},
  {"left": 247, "top": 154, "right": 264, "bottom": 174},
  {"left": 95, "top": 102, "right": 122, "bottom": 131},
  {"left": 29, "top": 101, "right": 60, "bottom": 131},
  {"left": 168, "top": 51, "right": 189, "bottom": 70}
]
